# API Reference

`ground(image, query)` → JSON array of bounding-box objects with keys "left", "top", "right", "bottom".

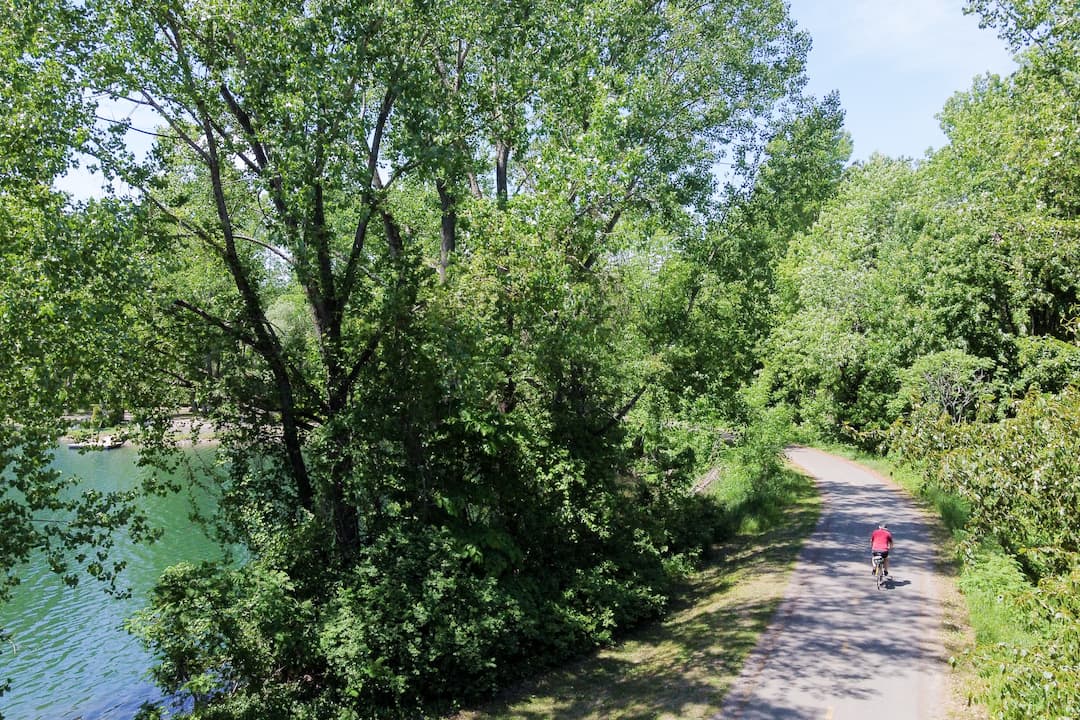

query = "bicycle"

[{"left": 872, "top": 552, "right": 887, "bottom": 590}]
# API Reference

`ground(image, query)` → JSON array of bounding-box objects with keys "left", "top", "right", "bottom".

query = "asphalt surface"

[{"left": 717, "top": 447, "right": 947, "bottom": 720}]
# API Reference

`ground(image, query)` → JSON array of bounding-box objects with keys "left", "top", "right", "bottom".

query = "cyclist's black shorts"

[{"left": 872, "top": 550, "right": 889, "bottom": 559}]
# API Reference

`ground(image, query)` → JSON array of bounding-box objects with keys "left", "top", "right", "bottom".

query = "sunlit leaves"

[{"left": 6, "top": 0, "right": 818, "bottom": 714}]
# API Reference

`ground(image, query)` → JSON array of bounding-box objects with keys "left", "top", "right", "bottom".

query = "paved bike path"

[{"left": 717, "top": 447, "right": 947, "bottom": 720}]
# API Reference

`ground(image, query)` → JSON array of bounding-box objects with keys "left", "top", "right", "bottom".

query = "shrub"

[
  {"left": 894, "top": 387, "right": 1080, "bottom": 718},
  {"left": 892, "top": 350, "right": 998, "bottom": 422}
]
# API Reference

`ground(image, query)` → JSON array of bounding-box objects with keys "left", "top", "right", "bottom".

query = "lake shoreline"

[{"left": 60, "top": 411, "right": 219, "bottom": 449}]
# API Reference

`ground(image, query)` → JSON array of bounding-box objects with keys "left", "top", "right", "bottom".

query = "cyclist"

[{"left": 870, "top": 522, "right": 893, "bottom": 576}]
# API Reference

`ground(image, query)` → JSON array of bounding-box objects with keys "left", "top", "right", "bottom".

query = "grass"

[
  {"left": 957, "top": 549, "right": 1038, "bottom": 645},
  {"left": 452, "top": 467, "right": 820, "bottom": 720},
  {"left": 948, "top": 544, "right": 1048, "bottom": 718}
]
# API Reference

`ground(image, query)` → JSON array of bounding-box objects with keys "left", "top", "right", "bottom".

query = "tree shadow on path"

[{"left": 718, "top": 447, "right": 949, "bottom": 720}]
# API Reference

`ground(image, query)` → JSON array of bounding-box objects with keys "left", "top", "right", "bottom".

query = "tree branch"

[
  {"left": 141, "top": 192, "right": 224, "bottom": 254},
  {"left": 138, "top": 90, "right": 209, "bottom": 164},
  {"left": 368, "top": 86, "right": 395, "bottom": 184},
  {"left": 233, "top": 233, "right": 294, "bottom": 266},
  {"left": 220, "top": 82, "right": 270, "bottom": 170},
  {"left": 344, "top": 328, "right": 384, "bottom": 396},
  {"left": 173, "top": 299, "right": 258, "bottom": 348},
  {"left": 167, "top": 9, "right": 314, "bottom": 512},
  {"left": 593, "top": 384, "right": 648, "bottom": 436},
  {"left": 437, "top": 177, "right": 457, "bottom": 283}
]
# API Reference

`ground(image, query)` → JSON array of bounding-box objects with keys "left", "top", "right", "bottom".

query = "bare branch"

[
  {"left": 456, "top": 39, "right": 470, "bottom": 91},
  {"left": 231, "top": 149, "right": 261, "bottom": 174},
  {"left": 346, "top": 205, "right": 373, "bottom": 282},
  {"left": 383, "top": 159, "right": 419, "bottom": 191},
  {"left": 93, "top": 116, "right": 179, "bottom": 143}
]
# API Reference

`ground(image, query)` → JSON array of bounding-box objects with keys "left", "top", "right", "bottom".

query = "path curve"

[{"left": 717, "top": 447, "right": 947, "bottom": 720}]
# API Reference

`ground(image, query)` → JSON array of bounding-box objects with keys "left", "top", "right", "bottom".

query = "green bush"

[
  {"left": 1015, "top": 335, "right": 1080, "bottom": 395},
  {"left": 318, "top": 526, "right": 526, "bottom": 714},
  {"left": 892, "top": 350, "right": 999, "bottom": 422},
  {"left": 962, "top": 559, "right": 1080, "bottom": 720},
  {"left": 894, "top": 387, "right": 1080, "bottom": 718},
  {"left": 713, "top": 403, "right": 793, "bottom": 516},
  {"left": 130, "top": 509, "right": 693, "bottom": 719}
]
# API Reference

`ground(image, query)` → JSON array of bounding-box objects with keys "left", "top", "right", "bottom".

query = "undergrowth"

[{"left": 454, "top": 464, "right": 820, "bottom": 720}]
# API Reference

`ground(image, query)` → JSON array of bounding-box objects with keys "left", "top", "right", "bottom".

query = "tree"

[
  {"left": 967, "top": 0, "right": 1080, "bottom": 71},
  {"left": 764, "top": 45, "right": 1080, "bottom": 439},
  {"left": 4, "top": 0, "right": 812, "bottom": 714},
  {"left": 1, "top": 0, "right": 164, "bottom": 602},
  {"left": 933, "top": 68, "right": 1080, "bottom": 341},
  {"left": 764, "top": 156, "right": 937, "bottom": 437},
  {"left": 711, "top": 93, "right": 851, "bottom": 398}
]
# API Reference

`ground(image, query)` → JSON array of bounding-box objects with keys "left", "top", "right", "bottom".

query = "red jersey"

[{"left": 871, "top": 528, "right": 893, "bottom": 551}]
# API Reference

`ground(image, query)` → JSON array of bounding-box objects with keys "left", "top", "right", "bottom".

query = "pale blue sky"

[
  {"left": 58, "top": 2, "right": 1018, "bottom": 197},
  {"left": 787, "top": 0, "right": 1017, "bottom": 160}
]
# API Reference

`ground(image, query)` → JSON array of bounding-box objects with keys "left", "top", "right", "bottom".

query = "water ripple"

[{"left": 1, "top": 447, "right": 219, "bottom": 720}]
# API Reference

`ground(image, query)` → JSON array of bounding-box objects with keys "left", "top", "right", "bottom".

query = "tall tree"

[
  {"left": 712, "top": 93, "right": 852, "bottom": 395},
  {"left": 4, "top": 0, "right": 812, "bottom": 714},
  {"left": 764, "top": 156, "right": 935, "bottom": 435}
]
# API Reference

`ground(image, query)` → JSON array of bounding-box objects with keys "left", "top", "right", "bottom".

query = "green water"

[{"left": 0, "top": 446, "right": 222, "bottom": 719}]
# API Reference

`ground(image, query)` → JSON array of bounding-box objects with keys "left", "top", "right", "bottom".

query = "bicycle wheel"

[{"left": 874, "top": 561, "right": 883, "bottom": 589}]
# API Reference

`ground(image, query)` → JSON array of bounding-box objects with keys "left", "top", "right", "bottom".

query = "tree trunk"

[
  {"left": 496, "top": 140, "right": 509, "bottom": 208},
  {"left": 437, "top": 178, "right": 457, "bottom": 284}
]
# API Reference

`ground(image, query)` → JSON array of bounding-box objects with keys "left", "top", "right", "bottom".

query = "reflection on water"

[{"left": 0, "top": 446, "right": 222, "bottom": 720}]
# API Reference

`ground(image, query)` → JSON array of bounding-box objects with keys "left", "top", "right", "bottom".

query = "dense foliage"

[
  {"left": 891, "top": 389, "right": 1080, "bottom": 718},
  {"left": 19, "top": 0, "right": 1080, "bottom": 715},
  {"left": 0, "top": 0, "right": 842, "bottom": 717}
]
